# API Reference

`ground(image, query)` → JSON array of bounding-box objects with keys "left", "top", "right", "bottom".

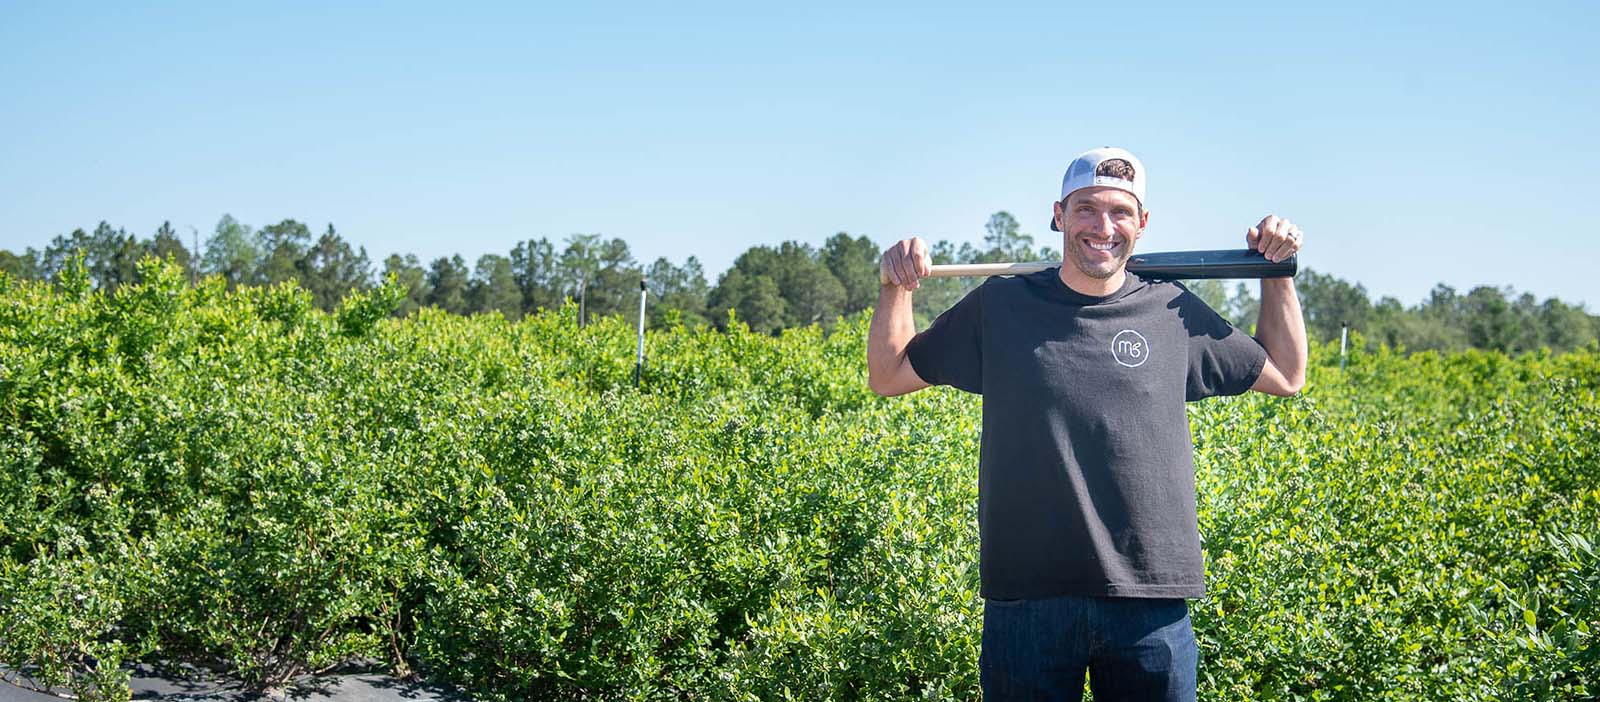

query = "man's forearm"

[
  {"left": 1256, "top": 277, "right": 1308, "bottom": 389},
  {"left": 867, "top": 286, "right": 916, "bottom": 389}
]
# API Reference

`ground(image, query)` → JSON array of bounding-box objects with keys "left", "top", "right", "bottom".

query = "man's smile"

[{"left": 1081, "top": 236, "right": 1122, "bottom": 257}]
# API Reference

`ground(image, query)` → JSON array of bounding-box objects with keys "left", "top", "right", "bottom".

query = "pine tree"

[
  {"left": 256, "top": 219, "right": 314, "bottom": 286},
  {"left": 148, "top": 221, "right": 194, "bottom": 278},
  {"left": 645, "top": 256, "right": 710, "bottom": 327},
  {"left": 469, "top": 254, "right": 522, "bottom": 319},
  {"left": 820, "top": 232, "right": 880, "bottom": 314},
  {"left": 382, "top": 254, "right": 428, "bottom": 317},
  {"left": 302, "top": 225, "right": 372, "bottom": 309},
  {"left": 426, "top": 255, "right": 470, "bottom": 314},
  {"left": 510, "top": 238, "right": 562, "bottom": 314}
]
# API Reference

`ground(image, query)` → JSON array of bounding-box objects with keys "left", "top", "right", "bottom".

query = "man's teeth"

[{"left": 1088, "top": 240, "right": 1118, "bottom": 251}]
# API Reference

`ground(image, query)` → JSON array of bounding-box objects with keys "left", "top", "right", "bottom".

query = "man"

[{"left": 866, "top": 146, "right": 1306, "bottom": 701}]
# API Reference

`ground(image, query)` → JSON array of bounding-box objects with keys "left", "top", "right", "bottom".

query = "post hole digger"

[{"left": 878, "top": 247, "right": 1296, "bottom": 285}]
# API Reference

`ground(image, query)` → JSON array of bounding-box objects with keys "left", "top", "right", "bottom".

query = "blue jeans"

[{"left": 980, "top": 594, "right": 1197, "bottom": 702}]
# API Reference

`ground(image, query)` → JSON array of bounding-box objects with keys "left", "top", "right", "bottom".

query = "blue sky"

[{"left": 2, "top": 1, "right": 1596, "bottom": 308}]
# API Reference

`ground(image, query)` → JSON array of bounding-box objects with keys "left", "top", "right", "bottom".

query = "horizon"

[
  {"left": 3, "top": 1, "right": 1596, "bottom": 309},
  {"left": 2, "top": 212, "right": 1586, "bottom": 313}
]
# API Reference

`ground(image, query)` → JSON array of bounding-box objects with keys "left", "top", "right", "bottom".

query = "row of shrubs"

[{"left": 1, "top": 258, "right": 1595, "bottom": 700}]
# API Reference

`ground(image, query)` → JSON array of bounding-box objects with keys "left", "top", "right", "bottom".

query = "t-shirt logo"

[{"left": 1111, "top": 329, "right": 1150, "bottom": 368}]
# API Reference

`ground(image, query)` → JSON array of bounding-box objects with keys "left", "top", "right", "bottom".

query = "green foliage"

[
  {"left": 0, "top": 249, "right": 39, "bottom": 280},
  {"left": 510, "top": 238, "right": 564, "bottom": 314},
  {"left": 468, "top": 254, "right": 522, "bottom": 321},
  {"left": 147, "top": 222, "right": 194, "bottom": 278},
  {"left": 709, "top": 242, "right": 846, "bottom": 334},
  {"left": 645, "top": 256, "right": 711, "bottom": 328},
  {"left": 256, "top": 219, "right": 315, "bottom": 286},
  {"left": 426, "top": 254, "right": 471, "bottom": 314},
  {"left": 1297, "top": 268, "right": 1372, "bottom": 341},
  {"left": 0, "top": 535, "right": 146, "bottom": 702},
  {"left": 382, "top": 253, "right": 429, "bottom": 317},
  {"left": 337, "top": 274, "right": 407, "bottom": 337},
  {"left": 302, "top": 225, "right": 373, "bottom": 310},
  {"left": 820, "top": 233, "right": 881, "bottom": 314},
  {"left": 2, "top": 256, "right": 1597, "bottom": 702},
  {"left": 576, "top": 236, "right": 644, "bottom": 324},
  {"left": 1190, "top": 339, "right": 1600, "bottom": 700},
  {"left": 201, "top": 214, "right": 260, "bottom": 289},
  {"left": 910, "top": 240, "right": 977, "bottom": 328},
  {"left": 1303, "top": 275, "right": 1600, "bottom": 355},
  {"left": 14, "top": 216, "right": 1596, "bottom": 352}
]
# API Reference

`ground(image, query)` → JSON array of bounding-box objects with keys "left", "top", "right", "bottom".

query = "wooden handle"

[
  {"left": 878, "top": 249, "right": 1296, "bottom": 285},
  {"left": 879, "top": 261, "right": 1054, "bottom": 285}
]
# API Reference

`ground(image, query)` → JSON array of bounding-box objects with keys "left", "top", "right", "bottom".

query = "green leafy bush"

[{"left": 1, "top": 260, "right": 1595, "bottom": 700}]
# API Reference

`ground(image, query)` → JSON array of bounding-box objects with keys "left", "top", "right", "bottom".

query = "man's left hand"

[{"left": 1246, "top": 215, "right": 1303, "bottom": 264}]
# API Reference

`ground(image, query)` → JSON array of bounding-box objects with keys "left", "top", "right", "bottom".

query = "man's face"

[{"left": 1054, "top": 187, "right": 1148, "bottom": 280}]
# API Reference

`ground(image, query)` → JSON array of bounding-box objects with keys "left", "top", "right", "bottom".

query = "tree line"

[{"left": 3, "top": 213, "right": 1596, "bottom": 354}]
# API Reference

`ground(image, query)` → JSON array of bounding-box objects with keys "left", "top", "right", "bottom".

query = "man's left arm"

[{"left": 1246, "top": 215, "right": 1308, "bottom": 397}]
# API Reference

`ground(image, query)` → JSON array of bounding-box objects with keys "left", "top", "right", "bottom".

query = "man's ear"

[
  {"left": 1053, "top": 200, "right": 1066, "bottom": 232},
  {"left": 1136, "top": 208, "right": 1151, "bottom": 240}
]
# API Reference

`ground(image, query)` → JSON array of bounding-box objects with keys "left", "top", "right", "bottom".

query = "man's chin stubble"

[{"left": 1069, "top": 254, "right": 1122, "bottom": 280}]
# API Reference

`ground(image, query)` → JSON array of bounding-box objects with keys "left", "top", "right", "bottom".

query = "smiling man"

[{"left": 867, "top": 147, "right": 1307, "bottom": 701}]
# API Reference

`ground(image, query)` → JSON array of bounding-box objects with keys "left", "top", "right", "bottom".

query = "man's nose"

[{"left": 1089, "top": 212, "right": 1113, "bottom": 235}]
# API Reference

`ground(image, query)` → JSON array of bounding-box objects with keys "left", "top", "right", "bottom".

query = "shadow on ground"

[{"left": 1, "top": 662, "right": 471, "bottom": 702}]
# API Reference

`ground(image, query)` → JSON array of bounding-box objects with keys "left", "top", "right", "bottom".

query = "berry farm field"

[{"left": 2, "top": 261, "right": 1596, "bottom": 701}]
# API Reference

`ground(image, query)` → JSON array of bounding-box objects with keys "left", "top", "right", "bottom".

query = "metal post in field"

[
  {"left": 634, "top": 280, "right": 647, "bottom": 387},
  {"left": 189, "top": 226, "right": 204, "bottom": 286},
  {"left": 1339, "top": 321, "right": 1348, "bottom": 373}
]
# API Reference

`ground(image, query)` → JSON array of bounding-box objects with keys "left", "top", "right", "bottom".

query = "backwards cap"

[{"left": 1050, "top": 146, "right": 1146, "bottom": 231}]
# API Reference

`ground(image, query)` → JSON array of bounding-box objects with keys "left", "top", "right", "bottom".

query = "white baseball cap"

[{"left": 1050, "top": 146, "right": 1146, "bottom": 231}]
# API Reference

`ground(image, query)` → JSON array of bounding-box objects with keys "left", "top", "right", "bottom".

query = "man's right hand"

[
  {"left": 870, "top": 237, "right": 934, "bottom": 396},
  {"left": 880, "top": 237, "right": 933, "bottom": 291}
]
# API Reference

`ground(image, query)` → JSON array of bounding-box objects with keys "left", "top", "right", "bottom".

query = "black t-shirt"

[{"left": 905, "top": 267, "right": 1267, "bottom": 600}]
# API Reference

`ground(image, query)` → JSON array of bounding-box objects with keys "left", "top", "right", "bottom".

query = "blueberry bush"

[{"left": 1, "top": 259, "right": 1595, "bottom": 700}]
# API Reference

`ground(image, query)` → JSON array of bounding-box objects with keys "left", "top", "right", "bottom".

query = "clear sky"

[{"left": 2, "top": 1, "right": 1596, "bottom": 308}]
